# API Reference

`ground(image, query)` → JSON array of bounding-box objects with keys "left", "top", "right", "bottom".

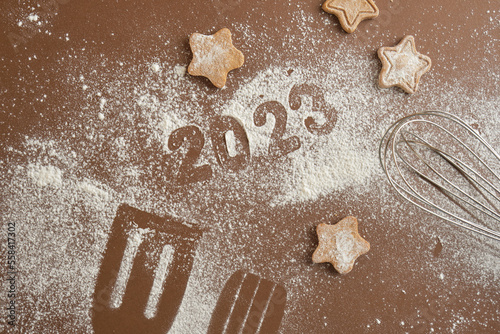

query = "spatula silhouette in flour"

[{"left": 92, "top": 204, "right": 203, "bottom": 334}]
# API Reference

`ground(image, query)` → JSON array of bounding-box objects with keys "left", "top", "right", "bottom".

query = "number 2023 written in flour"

[{"left": 165, "top": 83, "right": 338, "bottom": 185}]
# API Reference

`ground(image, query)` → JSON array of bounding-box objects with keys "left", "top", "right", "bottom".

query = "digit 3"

[{"left": 288, "top": 83, "right": 337, "bottom": 136}]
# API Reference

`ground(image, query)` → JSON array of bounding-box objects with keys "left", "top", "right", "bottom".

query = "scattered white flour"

[
  {"left": 27, "top": 14, "right": 39, "bottom": 22},
  {"left": 1, "top": 162, "right": 119, "bottom": 333},
  {"left": 76, "top": 180, "right": 111, "bottom": 202},
  {"left": 217, "top": 65, "right": 380, "bottom": 203},
  {"left": 99, "top": 98, "right": 107, "bottom": 110},
  {"left": 174, "top": 65, "right": 186, "bottom": 78},
  {"left": 27, "top": 164, "right": 63, "bottom": 187},
  {"left": 151, "top": 63, "right": 162, "bottom": 73},
  {"left": 1, "top": 2, "right": 499, "bottom": 334}
]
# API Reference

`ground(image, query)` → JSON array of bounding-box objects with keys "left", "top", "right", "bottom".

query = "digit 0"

[{"left": 210, "top": 115, "right": 250, "bottom": 172}]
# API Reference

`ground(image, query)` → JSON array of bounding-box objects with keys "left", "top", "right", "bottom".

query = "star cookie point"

[
  {"left": 188, "top": 28, "right": 245, "bottom": 88},
  {"left": 322, "top": 0, "right": 379, "bottom": 33},
  {"left": 312, "top": 216, "right": 370, "bottom": 275},
  {"left": 378, "top": 35, "right": 432, "bottom": 94}
]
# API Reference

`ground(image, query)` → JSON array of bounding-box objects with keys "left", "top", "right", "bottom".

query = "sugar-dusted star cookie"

[
  {"left": 188, "top": 28, "right": 245, "bottom": 88},
  {"left": 377, "top": 35, "right": 432, "bottom": 94},
  {"left": 312, "top": 216, "right": 370, "bottom": 274},
  {"left": 322, "top": 0, "right": 379, "bottom": 33}
]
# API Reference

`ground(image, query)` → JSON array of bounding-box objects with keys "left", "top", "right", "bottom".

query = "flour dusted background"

[{"left": 1, "top": 0, "right": 499, "bottom": 333}]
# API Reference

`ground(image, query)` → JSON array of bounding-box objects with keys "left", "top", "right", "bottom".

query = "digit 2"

[
  {"left": 288, "top": 83, "right": 337, "bottom": 135},
  {"left": 254, "top": 101, "right": 301, "bottom": 158},
  {"left": 167, "top": 125, "right": 212, "bottom": 184},
  {"left": 210, "top": 115, "right": 250, "bottom": 172}
]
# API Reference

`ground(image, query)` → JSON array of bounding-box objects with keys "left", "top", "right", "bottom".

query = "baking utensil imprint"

[
  {"left": 380, "top": 111, "right": 500, "bottom": 241},
  {"left": 92, "top": 204, "right": 203, "bottom": 334},
  {"left": 207, "top": 270, "right": 287, "bottom": 334}
]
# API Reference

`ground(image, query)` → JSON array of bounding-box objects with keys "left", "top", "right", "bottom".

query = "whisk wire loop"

[
  {"left": 380, "top": 111, "right": 500, "bottom": 242},
  {"left": 397, "top": 133, "right": 500, "bottom": 222}
]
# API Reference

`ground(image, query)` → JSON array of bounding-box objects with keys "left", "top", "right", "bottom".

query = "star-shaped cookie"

[
  {"left": 378, "top": 35, "right": 432, "bottom": 94},
  {"left": 188, "top": 28, "right": 244, "bottom": 88},
  {"left": 322, "top": 0, "right": 379, "bottom": 33},
  {"left": 312, "top": 216, "right": 370, "bottom": 274}
]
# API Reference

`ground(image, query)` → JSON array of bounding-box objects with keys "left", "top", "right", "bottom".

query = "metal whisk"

[{"left": 380, "top": 111, "right": 500, "bottom": 241}]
